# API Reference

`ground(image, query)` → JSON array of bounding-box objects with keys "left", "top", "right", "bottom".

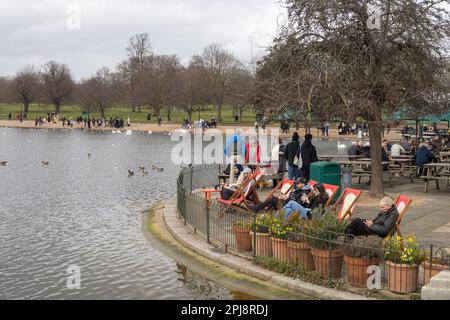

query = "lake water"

[{"left": 0, "top": 127, "right": 345, "bottom": 299}]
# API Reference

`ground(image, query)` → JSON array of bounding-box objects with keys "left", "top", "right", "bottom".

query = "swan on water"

[{"left": 337, "top": 142, "right": 347, "bottom": 152}]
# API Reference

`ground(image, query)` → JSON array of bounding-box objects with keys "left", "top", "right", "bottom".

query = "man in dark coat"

[
  {"left": 345, "top": 197, "right": 399, "bottom": 238},
  {"left": 300, "top": 134, "right": 318, "bottom": 181}
]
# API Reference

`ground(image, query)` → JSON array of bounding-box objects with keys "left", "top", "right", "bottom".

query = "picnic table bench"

[
  {"left": 337, "top": 160, "right": 393, "bottom": 187},
  {"left": 420, "top": 163, "right": 450, "bottom": 193}
]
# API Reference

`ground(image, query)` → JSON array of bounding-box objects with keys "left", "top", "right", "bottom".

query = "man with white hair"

[{"left": 345, "top": 197, "right": 399, "bottom": 238}]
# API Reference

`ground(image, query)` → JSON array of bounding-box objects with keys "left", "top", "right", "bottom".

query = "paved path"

[{"left": 352, "top": 181, "right": 450, "bottom": 250}]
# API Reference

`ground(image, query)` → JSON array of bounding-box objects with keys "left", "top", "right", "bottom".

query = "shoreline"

[{"left": 0, "top": 120, "right": 403, "bottom": 140}]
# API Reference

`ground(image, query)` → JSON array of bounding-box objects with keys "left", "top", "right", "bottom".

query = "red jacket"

[{"left": 245, "top": 143, "right": 261, "bottom": 164}]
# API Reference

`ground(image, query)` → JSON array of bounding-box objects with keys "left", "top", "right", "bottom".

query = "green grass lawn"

[{"left": 0, "top": 103, "right": 258, "bottom": 126}]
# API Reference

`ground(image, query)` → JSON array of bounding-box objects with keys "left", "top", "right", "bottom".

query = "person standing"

[
  {"left": 300, "top": 134, "right": 318, "bottom": 181},
  {"left": 285, "top": 132, "right": 301, "bottom": 180}
]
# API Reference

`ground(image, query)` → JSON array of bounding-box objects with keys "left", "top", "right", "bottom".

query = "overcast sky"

[{"left": 0, "top": 0, "right": 286, "bottom": 80}]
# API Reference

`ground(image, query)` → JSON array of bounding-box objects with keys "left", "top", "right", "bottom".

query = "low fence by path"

[{"left": 176, "top": 165, "right": 450, "bottom": 296}]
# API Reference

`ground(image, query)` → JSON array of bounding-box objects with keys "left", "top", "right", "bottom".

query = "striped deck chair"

[
  {"left": 263, "top": 178, "right": 295, "bottom": 203},
  {"left": 332, "top": 188, "right": 363, "bottom": 221},
  {"left": 322, "top": 183, "right": 340, "bottom": 208},
  {"left": 388, "top": 195, "right": 413, "bottom": 240},
  {"left": 218, "top": 168, "right": 264, "bottom": 213},
  {"left": 308, "top": 180, "right": 318, "bottom": 186}
]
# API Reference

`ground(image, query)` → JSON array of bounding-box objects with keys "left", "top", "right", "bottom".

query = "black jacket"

[
  {"left": 300, "top": 141, "right": 318, "bottom": 168},
  {"left": 285, "top": 141, "right": 300, "bottom": 166},
  {"left": 370, "top": 206, "right": 399, "bottom": 238}
]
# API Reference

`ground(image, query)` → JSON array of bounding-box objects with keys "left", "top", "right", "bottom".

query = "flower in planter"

[
  {"left": 384, "top": 235, "right": 425, "bottom": 265},
  {"left": 252, "top": 213, "right": 273, "bottom": 234},
  {"left": 233, "top": 219, "right": 251, "bottom": 229},
  {"left": 269, "top": 216, "right": 288, "bottom": 240}
]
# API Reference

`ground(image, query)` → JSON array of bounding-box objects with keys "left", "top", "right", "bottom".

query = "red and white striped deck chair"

[
  {"left": 264, "top": 178, "right": 295, "bottom": 203},
  {"left": 322, "top": 184, "right": 340, "bottom": 208},
  {"left": 332, "top": 188, "right": 363, "bottom": 221},
  {"left": 390, "top": 195, "right": 413, "bottom": 240},
  {"left": 218, "top": 168, "right": 264, "bottom": 212},
  {"left": 308, "top": 180, "right": 318, "bottom": 186}
]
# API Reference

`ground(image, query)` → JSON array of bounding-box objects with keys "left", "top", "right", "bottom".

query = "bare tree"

[
  {"left": 254, "top": 0, "right": 450, "bottom": 196},
  {"left": 135, "top": 54, "right": 180, "bottom": 118},
  {"left": 77, "top": 67, "right": 121, "bottom": 119},
  {"left": 228, "top": 66, "right": 255, "bottom": 122},
  {"left": 0, "top": 76, "right": 13, "bottom": 104},
  {"left": 199, "top": 44, "right": 240, "bottom": 122},
  {"left": 174, "top": 61, "right": 212, "bottom": 122},
  {"left": 119, "top": 33, "right": 152, "bottom": 113},
  {"left": 41, "top": 61, "right": 75, "bottom": 114},
  {"left": 13, "top": 65, "right": 39, "bottom": 118}
]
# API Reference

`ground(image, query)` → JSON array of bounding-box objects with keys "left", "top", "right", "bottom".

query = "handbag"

[{"left": 293, "top": 145, "right": 301, "bottom": 167}]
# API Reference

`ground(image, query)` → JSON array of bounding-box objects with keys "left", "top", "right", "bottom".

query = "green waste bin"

[
  {"left": 310, "top": 162, "right": 341, "bottom": 186},
  {"left": 310, "top": 162, "right": 341, "bottom": 202}
]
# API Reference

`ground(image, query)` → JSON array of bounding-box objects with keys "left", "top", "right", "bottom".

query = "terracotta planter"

[
  {"left": 233, "top": 225, "right": 252, "bottom": 252},
  {"left": 386, "top": 261, "right": 419, "bottom": 294},
  {"left": 344, "top": 256, "right": 379, "bottom": 287},
  {"left": 271, "top": 238, "right": 289, "bottom": 262},
  {"left": 311, "top": 247, "right": 344, "bottom": 279},
  {"left": 422, "top": 261, "right": 449, "bottom": 285},
  {"left": 288, "top": 241, "right": 315, "bottom": 271},
  {"left": 250, "top": 232, "right": 272, "bottom": 257}
]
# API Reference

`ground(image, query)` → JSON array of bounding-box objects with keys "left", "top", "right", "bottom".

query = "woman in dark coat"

[{"left": 300, "top": 134, "right": 318, "bottom": 181}]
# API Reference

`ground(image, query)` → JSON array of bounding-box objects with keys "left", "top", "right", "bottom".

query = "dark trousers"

[
  {"left": 345, "top": 218, "right": 376, "bottom": 237},
  {"left": 253, "top": 197, "right": 281, "bottom": 212}
]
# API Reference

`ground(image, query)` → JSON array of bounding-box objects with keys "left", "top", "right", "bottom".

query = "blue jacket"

[{"left": 414, "top": 146, "right": 435, "bottom": 167}]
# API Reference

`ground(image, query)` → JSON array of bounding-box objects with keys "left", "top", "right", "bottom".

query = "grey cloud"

[{"left": 0, "top": 0, "right": 285, "bottom": 79}]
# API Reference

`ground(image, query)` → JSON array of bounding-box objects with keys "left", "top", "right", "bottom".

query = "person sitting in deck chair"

[
  {"left": 247, "top": 178, "right": 308, "bottom": 213},
  {"left": 345, "top": 197, "right": 399, "bottom": 238},
  {"left": 220, "top": 167, "right": 251, "bottom": 200},
  {"left": 279, "top": 183, "right": 329, "bottom": 221}
]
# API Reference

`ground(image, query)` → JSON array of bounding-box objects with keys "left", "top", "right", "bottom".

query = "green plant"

[
  {"left": 269, "top": 216, "right": 288, "bottom": 240},
  {"left": 233, "top": 219, "right": 251, "bottom": 229},
  {"left": 384, "top": 235, "right": 424, "bottom": 266},
  {"left": 304, "top": 207, "right": 347, "bottom": 250},
  {"left": 252, "top": 213, "right": 273, "bottom": 233},
  {"left": 343, "top": 236, "right": 383, "bottom": 259}
]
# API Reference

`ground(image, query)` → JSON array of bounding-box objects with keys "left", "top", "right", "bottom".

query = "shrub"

[
  {"left": 304, "top": 207, "right": 347, "bottom": 250},
  {"left": 343, "top": 236, "right": 383, "bottom": 259}
]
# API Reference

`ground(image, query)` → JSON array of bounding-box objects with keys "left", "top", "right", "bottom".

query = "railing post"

[
  {"left": 206, "top": 201, "right": 211, "bottom": 245},
  {"left": 190, "top": 166, "right": 194, "bottom": 192},
  {"left": 252, "top": 214, "right": 257, "bottom": 258}
]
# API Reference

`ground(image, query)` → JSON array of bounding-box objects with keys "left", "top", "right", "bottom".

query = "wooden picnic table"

[
  {"left": 318, "top": 155, "right": 365, "bottom": 162},
  {"left": 420, "top": 163, "right": 450, "bottom": 193},
  {"left": 336, "top": 160, "right": 394, "bottom": 186}
]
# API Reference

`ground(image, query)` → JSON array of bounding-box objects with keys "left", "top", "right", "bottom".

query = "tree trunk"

[
  {"left": 137, "top": 106, "right": 142, "bottom": 113},
  {"left": 55, "top": 102, "right": 61, "bottom": 114},
  {"left": 217, "top": 102, "right": 222, "bottom": 123},
  {"left": 23, "top": 101, "right": 29, "bottom": 118},
  {"left": 239, "top": 109, "right": 243, "bottom": 123},
  {"left": 187, "top": 109, "right": 192, "bottom": 122},
  {"left": 100, "top": 108, "right": 106, "bottom": 120},
  {"left": 368, "top": 121, "right": 384, "bottom": 197},
  {"left": 131, "top": 105, "right": 136, "bottom": 113}
]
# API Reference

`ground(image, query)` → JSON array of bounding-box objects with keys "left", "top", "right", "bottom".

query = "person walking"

[
  {"left": 300, "top": 134, "right": 318, "bottom": 181},
  {"left": 285, "top": 132, "right": 301, "bottom": 180}
]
